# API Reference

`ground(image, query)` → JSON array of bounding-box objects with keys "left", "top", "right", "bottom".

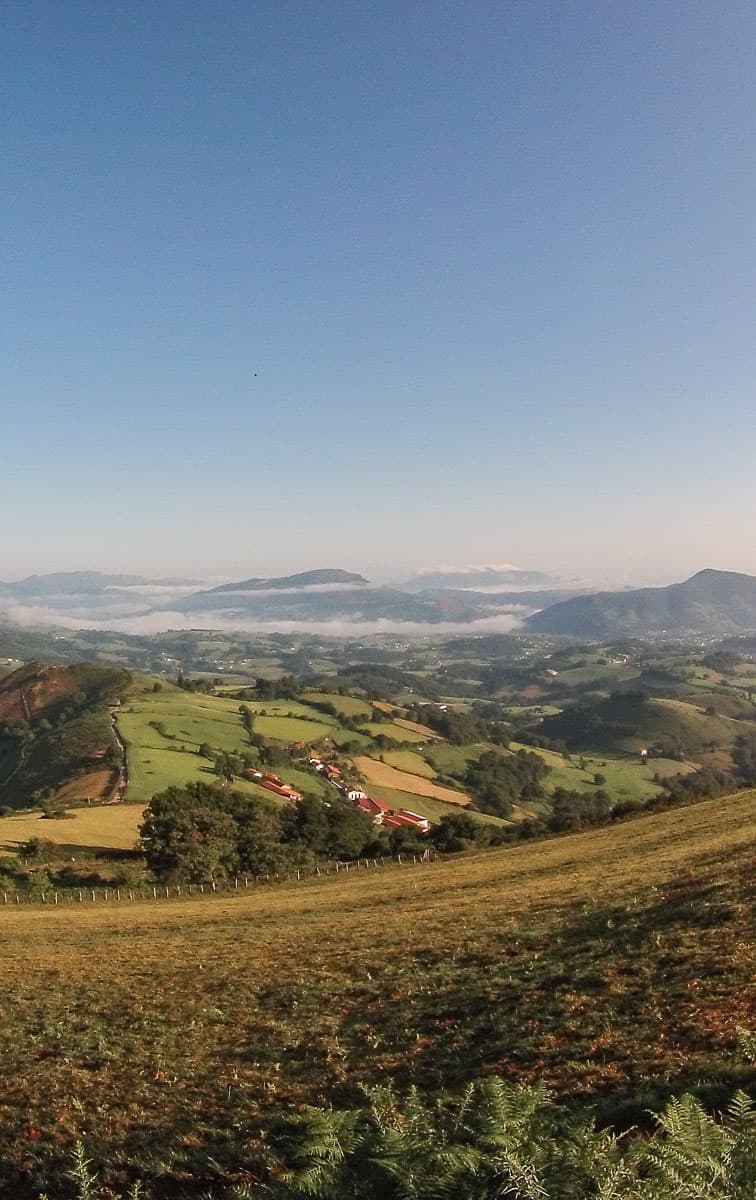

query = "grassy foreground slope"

[{"left": 0, "top": 790, "right": 753, "bottom": 1196}]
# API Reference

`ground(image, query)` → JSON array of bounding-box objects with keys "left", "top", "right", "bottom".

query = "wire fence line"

[{"left": 2, "top": 849, "right": 438, "bottom": 907}]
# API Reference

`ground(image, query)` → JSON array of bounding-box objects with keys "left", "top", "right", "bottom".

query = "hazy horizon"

[
  {"left": 0, "top": 559, "right": 746, "bottom": 592},
  {"left": 3, "top": 3, "right": 756, "bottom": 582}
]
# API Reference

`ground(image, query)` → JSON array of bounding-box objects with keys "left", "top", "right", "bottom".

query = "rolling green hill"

[{"left": 540, "top": 689, "right": 752, "bottom": 760}]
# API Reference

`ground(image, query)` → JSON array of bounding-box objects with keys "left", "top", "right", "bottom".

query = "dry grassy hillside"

[{"left": 0, "top": 790, "right": 753, "bottom": 1196}]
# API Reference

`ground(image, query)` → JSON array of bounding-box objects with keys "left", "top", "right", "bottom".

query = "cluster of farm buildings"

[{"left": 244, "top": 754, "right": 431, "bottom": 834}]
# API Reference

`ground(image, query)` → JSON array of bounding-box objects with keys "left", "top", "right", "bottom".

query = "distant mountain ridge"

[
  {"left": 13, "top": 565, "right": 755, "bottom": 636},
  {"left": 0, "top": 571, "right": 197, "bottom": 597},
  {"left": 526, "top": 569, "right": 756, "bottom": 637},
  {"left": 205, "top": 569, "right": 368, "bottom": 594},
  {"left": 170, "top": 568, "right": 566, "bottom": 622}
]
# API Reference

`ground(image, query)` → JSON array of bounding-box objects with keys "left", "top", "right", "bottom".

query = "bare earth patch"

[{"left": 54, "top": 768, "right": 117, "bottom": 806}]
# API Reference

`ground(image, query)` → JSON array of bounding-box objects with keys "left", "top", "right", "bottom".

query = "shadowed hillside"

[{"left": 0, "top": 663, "right": 130, "bottom": 809}]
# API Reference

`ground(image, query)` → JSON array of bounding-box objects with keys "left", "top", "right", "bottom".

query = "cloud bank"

[{"left": 1, "top": 602, "right": 527, "bottom": 639}]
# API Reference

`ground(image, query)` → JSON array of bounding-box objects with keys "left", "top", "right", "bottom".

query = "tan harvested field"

[
  {"left": 354, "top": 755, "right": 471, "bottom": 804},
  {"left": 0, "top": 803, "right": 145, "bottom": 853}
]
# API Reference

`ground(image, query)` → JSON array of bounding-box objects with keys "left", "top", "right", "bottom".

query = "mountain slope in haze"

[
  {"left": 0, "top": 572, "right": 197, "bottom": 597},
  {"left": 175, "top": 580, "right": 482, "bottom": 622},
  {"left": 0, "top": 572, "right": 150, "bottom": 597},
  {"left": 205, "top": 569, "right": 368, "bottom": 594},
  {"left": 526, "top": 569, "right": 756, "bottom": 637},
  {"left": 175, "top": 569, "right": 564, "bottom": 623}
]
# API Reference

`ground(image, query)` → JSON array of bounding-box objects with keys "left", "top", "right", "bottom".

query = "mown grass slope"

[{"left": 0, "top": 790, "right": 752, "bottom": 1197}]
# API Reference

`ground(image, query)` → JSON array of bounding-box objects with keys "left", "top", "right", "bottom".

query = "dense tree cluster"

[
  {"left": 464, "top": 749, "right": 549, "bottom": 818},
  {"left": 547, "top": 786, "right": 613, "bottom": 832},
  {"left": 139, "top": 783, "right": 381, "bottom": 882},
  {"left": 702, "top": 650, "right": 743, "bottom": 673}
]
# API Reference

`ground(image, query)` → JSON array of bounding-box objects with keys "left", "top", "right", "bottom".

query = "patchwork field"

[
  {"left": 116, "top": 684, "right": 435, "bottom": 807},
  {"left": 353, "top": 755, "right": 471, "bottom": 804},
  {"left": 0, "top": 791, "right": 752, "bottom": 1197}
]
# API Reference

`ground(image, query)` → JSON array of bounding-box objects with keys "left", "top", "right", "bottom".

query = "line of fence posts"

[{"left": 1, "top": 849, "right": 436, "bottom": 906}]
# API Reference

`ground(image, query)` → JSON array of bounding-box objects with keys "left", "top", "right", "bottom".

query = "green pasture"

[
  {"left": 552, "top": 662, "right": 641, "bottom": 688},
  {"left": 381, "top": 750, "right": 437, "bottom": 778},
  {"left": 509, "top": 740, "right": 697, "bottom": 803},
  {"left": 253, "top": 715, "right": 341, "bottom": 744},
  {"left": 282, "top": 766, "right": 329, "bottom": 797},
  {"left": 423, "top": 742, "right": 489, "bottom": 776},
  {"left": 304, "top": 691, "right": 373, "bottom": 719},
  {"left": 119, "top": 685, "right": 251, "bottom": 754},
  {"left": 118, "top": 683, "right": 362, "bottom": 801},
  {"left": 545, "top": 753, "right": 694, "bottom": 803},
  {"left": 119, "top": 742, "right": 277, "bottom": 807}
]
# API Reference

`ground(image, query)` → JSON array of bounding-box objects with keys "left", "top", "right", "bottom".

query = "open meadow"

[
  {"left": 0, "top": 790, "right": 753, "bottom": 1197},
  {"left": 0, "top": 803, "right": 144, "bottom": 854}
]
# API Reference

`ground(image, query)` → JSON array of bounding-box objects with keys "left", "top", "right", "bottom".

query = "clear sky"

[{"left": 2, "top": 1, "right": 755, "bottom": 585}]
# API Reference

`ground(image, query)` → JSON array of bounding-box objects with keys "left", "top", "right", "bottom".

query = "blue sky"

[{"left": 2, "top": 1, "right": 755, "bottom": 584}]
